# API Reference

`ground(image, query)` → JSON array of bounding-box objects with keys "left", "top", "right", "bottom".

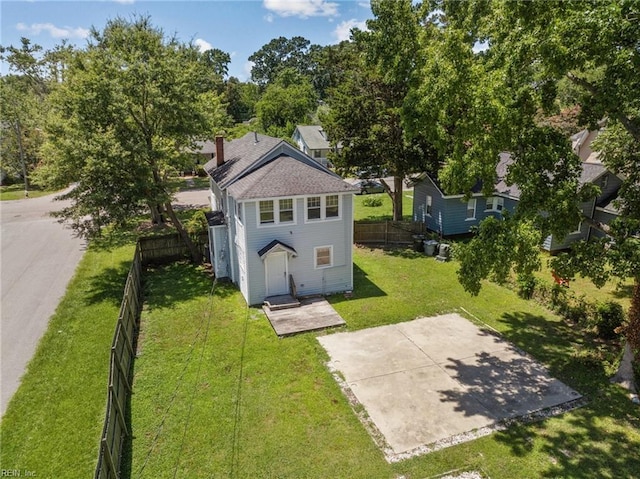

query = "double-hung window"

[
  {"left": 279, "top": 199, "right": 294, "bottom": 223},
  {"left": 258, "top": 198, "right": 295, "bottom": 226},
  {"left": 259, "top": 200, "right": 274, "bottom": 225},
  {"left": 466, "top": 199, "right": 477, "bottom": 220},
  {"left": 325, "top": 195, "right": 339, "bottom": 218},
  {"left": 306, "top": 195, "right": 340, "bottom": 221},
  {"left": 307, "top": 197, "right": 322, "bottom": 220},
  {"left": 426, "top": 195, "right": 433, "bottom": 216}
]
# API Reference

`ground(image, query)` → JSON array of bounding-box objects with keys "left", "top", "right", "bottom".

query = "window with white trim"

[
  {"left": 326, "top": 195, "right": 339, "bottom": 218},
  {"left": 306, "top": 195, "right": 341, "bottom": 222},
  {"left": 601, "top": 174, "right": 608, "bottom": 189},
  {"left": 571, "top": 221, "right": 583, "bottom": 234},
  {"left": 307, "top": 196, "right": 321, "bottom": 220},
  {"left": 279, "top": 198, "right": 294, "bottom": 223},
  {"left": 259, "top": 200, "right": 274, "bottom": 224},
  {"left": 426, "top": 195, "right": 433, "bottom": 216},
  {"left": 258, "top": 198, "right": 295, "bottom": 226},
  {"left": 485, "top": 196, "right": 504, "bottom": 212},
  {"left": 466, "top": 198, "right": 476, "bottom": 220},
  {"left": 314, "top": 245, "right": 333, "bottom": 268}
]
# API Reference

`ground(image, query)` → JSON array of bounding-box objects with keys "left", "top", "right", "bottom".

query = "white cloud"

[
  {"left": 113, "top": 0, "right": 135, "bottom": 4},
  {"left": 194, "top": 38, "right": 213, "bottom": 52},
  {"left": 265, "top": 13, "right": 275, "bottom": 23},
  {"left": 263, "top": 0, "right": 339, "bottom": 18},
  {"left": 16, "top": 22, "right": 89, "bottom": 39},
  {"left": 358, "top": 1, "right": 370, "bottom": 8},
  {"left": 242, "top": 60, "right": 255, "bottom": 82},
  {"left": 333, "top": 19, "right": 368, "bottom": 42}
]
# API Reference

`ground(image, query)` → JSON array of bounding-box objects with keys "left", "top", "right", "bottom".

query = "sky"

[{"left": 1, "top": 0, "right": 373, "bottom": 80}]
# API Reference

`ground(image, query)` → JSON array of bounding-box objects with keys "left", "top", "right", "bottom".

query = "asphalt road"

[{"left": 0, "top": 190, "right": 86, "bottom": 416}]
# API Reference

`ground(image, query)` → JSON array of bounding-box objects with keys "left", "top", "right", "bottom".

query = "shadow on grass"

[
  {"left": 383, "top": 246, "right": 428, "bottom": 259},
  {"left": 612, "top": 283, "right": 633, "bottom": 300},
  {"left": 494, "top": 387, "right": 640, "bottom": 477},
  {"left": 143, "top": 262, "right": 234, "bottom": 310},
  {"left": 330, "top": 264, "right": 386, "bottom": 306},
  {"left": 86, "top": 261, "right": 133, "bottom": 306},
  {"left": 497, "top": 311, "right": 614, "bottom": 395}
]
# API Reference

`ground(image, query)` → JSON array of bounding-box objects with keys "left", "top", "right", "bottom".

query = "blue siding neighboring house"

[
  {"left": 203, "top": 132, "right": 358, "bottom": 305},
  {"left": 411, "top": 130, "right": 623, "bottom": 252},
  {"left": 412, "top": 153, "right": 519, "bottom": 237}
]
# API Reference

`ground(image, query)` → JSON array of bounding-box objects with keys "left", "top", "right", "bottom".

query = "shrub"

[
  {"left": 595, "top": 301, "right": 625, "bottom": 340},
  {"left": 362, "top": 196, "right": 383, "bottom": 207},
  {"left": 516, "top": 274, "right": 537, "bottom": 299}
]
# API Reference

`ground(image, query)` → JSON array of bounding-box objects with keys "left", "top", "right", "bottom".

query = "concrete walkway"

[{"left": 318, "top": 313, "right": 582, "bottom": 461}]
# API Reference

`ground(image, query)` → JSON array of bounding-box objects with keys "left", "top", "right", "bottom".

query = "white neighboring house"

[
  {"left": 292, "top": 125, "right": 336, "bottom": 168},
  {"left": 203, "top": 132, "right": 359, "bottom": 306}
]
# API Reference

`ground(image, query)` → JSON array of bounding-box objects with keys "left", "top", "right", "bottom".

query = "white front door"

[{"left": 265, "top": 251, "right": 288, "bottom": 296}]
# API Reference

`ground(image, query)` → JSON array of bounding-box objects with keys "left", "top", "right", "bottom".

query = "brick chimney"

[{"left": 215, "top": 135, "right": 224, "bottom": 167}]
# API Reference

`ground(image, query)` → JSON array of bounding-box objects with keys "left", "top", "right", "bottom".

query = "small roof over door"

[{"left": 258, "top": 240, "right": 297, "bottom": 260}]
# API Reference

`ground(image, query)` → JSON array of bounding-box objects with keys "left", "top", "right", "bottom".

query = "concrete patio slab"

[
  {"left": 263, "top": 296, "right": 345, "bottom": 336},
  {"left": 318, "top": 313, "right": 582, "bottom": 461}
]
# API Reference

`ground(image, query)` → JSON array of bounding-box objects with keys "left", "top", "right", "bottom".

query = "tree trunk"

[
  {"left": 380, "top": 176, "right": 404, "bottom": 221},
  {"left": 392, "top": 176, "right": 404, "bottom": 221},
  {"left": 611, "top": 277, "right": 639, "bottom": 396},
  {"left": 148, "top": 202, "right": 165, "bottom": 224},
  {"left": 164, "top": 201, "right": 202, "bottom": 264}
]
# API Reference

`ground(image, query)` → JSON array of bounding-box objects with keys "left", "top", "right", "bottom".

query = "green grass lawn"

[
  {"left": 534, "top": 251, "right": 633, "bottom": 311},
  {"left": 0, "top": 184, "right": 58, "bottom": 200},
  {"left": 0, "top": 243, "right": 135, "bottom": 478},
  {"left": 127, "top": 246, "right": 640, "bottom": 478},
  {"left": 166, "top": 175, "right": 210, "bottom": 192},
  {"left": 353, "top": 191, "right": 414, "bottom": 221}
]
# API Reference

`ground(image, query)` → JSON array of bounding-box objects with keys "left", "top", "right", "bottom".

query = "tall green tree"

[
  {"left": 249, "top": 36, "right": 318, "bottom": 87},
  {"left": 225, "top": 76, "right": 260, "bottom": 123},
  {"left": 255, "top": 68, "right": 317, "bottom": 137},
  {"left": 323, "top": 0, "right": 437, "bottom": 221},
  {"left": 423, "top": 0, "right": 640, "bottom": 385},
  {"left": 36, "top": 16, "right": 228, "bottom": 261},
  {"left": 0, "top": 38, "right": 52, "bottom": 192}
]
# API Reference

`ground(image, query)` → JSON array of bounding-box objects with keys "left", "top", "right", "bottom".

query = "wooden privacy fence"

[
  {"left": 138, "top": 232, "right": 209, "bottom": 265},
  {"left": 95, "top": 232, "right": 209, "bottom": 479},
  {"left": 95, "top": 243, "right": 143, "bottom": 479},
  {"left": 354, "top": 221, "right": 426, "bottom": 244}
]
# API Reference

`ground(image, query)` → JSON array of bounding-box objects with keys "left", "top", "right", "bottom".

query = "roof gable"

[
  {"left": 228, "top": 155, "right": 359, "bottom": 200},
  {"left": 293, "top": 125, "right": 331, "bottom": 150},
  {"left": 205, "top": 132, "right": 358, "bottom": 200},
  {"left": 204, "top": 133, "right": 282, "bottom": 188}
]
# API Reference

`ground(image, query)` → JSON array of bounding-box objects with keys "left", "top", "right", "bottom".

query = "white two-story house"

[{"left": 203, "top": 132, "right": 359, "bottom": 306}]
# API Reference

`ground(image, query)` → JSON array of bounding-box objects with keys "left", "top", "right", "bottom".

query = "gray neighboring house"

[
  {"left": 411, "top": 129, "right": 622, "bottom": 252},
  {"left": 204, "top": 132, "right": 359, "bottom": 306},
  {"left": 292, "top": 125, "right": 336, "bottom": 168}
]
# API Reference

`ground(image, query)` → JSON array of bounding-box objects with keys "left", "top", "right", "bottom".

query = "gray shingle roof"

[
  {"left": 204, "top": 133, "right": 282, "bottom": 189},
  {"left": 205, "top": 132, "right": 358, "bottom": 200},
  {"left": 579, "top": 162, "right": 607, "bottom": 185},
  {"left": 294, "top": 125, "right": 331, "bottom": 150},
  {"left": 495, "top": 153, "right": 521, "bottom": 199},
  {"left": 228, "top": 155, "right": 359, "bottom": 199}
]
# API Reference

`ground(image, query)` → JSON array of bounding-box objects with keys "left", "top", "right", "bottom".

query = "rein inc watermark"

[{"left": 1, "top": 470, "right": 36, "bottom": 477}]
